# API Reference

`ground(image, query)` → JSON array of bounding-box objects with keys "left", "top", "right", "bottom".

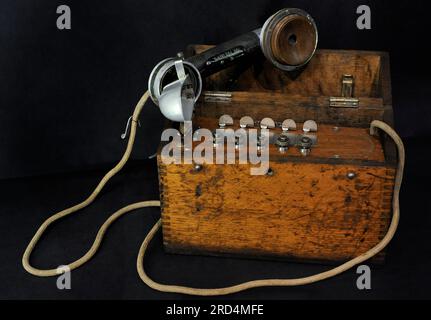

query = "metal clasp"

[{"left": 329, "top": 74, "right": 359, "bottom": 108}]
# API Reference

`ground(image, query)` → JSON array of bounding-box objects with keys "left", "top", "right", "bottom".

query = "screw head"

[
  {"left": 299, "top": 136, "right": 312, "bottom": 148},
  {"left": 266, "top": 168, "right": 274, "bottom": 176},
  {"left": 347, "top": 172, "right": 356, "bottom": 179},
  {"left": 301, "top": 136, "right": 311, "bottom": 144},
  {"left": 276, "top": 134, "right": 290, "bottom": 146},
  {"left": 300, "top": 148, "right": 311, "bottom": 156},
  {"left": 276, "top": 134, "right": 290, "bottom": 153},
  {"left": 193, "top": 164, "right": 203, "bottom": 172}
]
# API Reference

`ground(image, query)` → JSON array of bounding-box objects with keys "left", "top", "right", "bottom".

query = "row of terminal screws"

[{"left": 219, "top": 115, "right": 318, "bottom": 133}]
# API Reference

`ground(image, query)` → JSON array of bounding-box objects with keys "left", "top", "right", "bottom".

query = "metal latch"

[
  {"left": 204, "top": 91, "right": 232, "bottom": 103},
  {"left": 329, "top": 74, "right": 359, "bottom": 108}
]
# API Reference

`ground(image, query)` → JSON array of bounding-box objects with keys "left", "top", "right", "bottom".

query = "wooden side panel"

[{"left": 159, "top": 161, "right": 394, "bottom": 262}]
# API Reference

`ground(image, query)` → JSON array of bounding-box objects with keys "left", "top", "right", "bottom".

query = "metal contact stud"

[
  {"left": 275, "top": 134, "right": 290, "bottom": 153},
  {"left": 219, "top": 114, "right": 234, "bottom": 128},
  {"left": 240, "top": 116, "right": 254, "bottom": 128},
  {"left": 281, "top": 119, "right": 297, "bottom": 132},
  {"left": 298, "top": 136, "right": 313, "bottom": 156},
  {"left": 303, "top": 120, "right": 318, "bottom": 133},
  {"left": 260, "top": 117, "right": 276, "bottom": 129}
]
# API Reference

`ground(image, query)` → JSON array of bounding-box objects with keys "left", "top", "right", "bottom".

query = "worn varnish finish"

[
  {"left": 159, "top": 160, "right": 394, "bottom": 262},
  {"left": 158, "top": 47, "right": 395, "bottom": 263},
  {"left": 158, "top": 121, "right": 394, "bottom": 262}
]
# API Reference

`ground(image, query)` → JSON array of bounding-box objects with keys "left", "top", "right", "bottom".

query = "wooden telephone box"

[{"left": 157, "top": 46, "right": 395, "bottom": 263}]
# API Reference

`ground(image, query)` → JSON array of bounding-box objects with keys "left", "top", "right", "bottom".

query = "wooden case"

[{"left": 157, "top": 47, "right": 395, "bottom": 263}]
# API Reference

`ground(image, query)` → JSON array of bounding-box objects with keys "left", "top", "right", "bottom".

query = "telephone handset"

[{"left": 148, "top": 8, "right": 318, "bottom": 122}]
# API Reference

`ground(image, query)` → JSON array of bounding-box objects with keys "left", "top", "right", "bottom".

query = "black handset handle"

[{"left": 186, "top": 30, "right": 261, "bottom": 77}]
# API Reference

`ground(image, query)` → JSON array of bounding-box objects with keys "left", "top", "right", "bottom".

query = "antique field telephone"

[
  {"left": 22, "top": 8, "right": 404, "bottom": 296},
  {"left": 148, "top": 8, "right": 317, "bottom": 122}
]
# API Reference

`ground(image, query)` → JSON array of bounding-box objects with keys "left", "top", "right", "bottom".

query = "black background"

[
  {"left": 1, "top": 0, "right": 431, "bottom": 300},
  {"left": 1, "top": 0, "right": 430, "bottom": 179}
]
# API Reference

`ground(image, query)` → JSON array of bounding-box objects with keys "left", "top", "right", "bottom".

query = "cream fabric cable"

[
  {"left": 22, "top": 91, "right": 153, "bottom": 277},
  {"left": 22, "top": 89, "right": 404, "bottom": 295}
]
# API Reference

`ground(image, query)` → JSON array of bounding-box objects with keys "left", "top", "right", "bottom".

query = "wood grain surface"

[
  {"left": 159, "top": 47, "right": 394, "bottom": 263},
  {"left": 159, "top": 160, "right": 394, "bottom": 262}
]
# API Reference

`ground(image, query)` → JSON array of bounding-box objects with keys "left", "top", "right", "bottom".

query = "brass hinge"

[
  {"left": 329, "top": 74, "right": 359, "bottom": 108},
  {"left": 204, "top": 91, "right": 232, "bottom": 103}
]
